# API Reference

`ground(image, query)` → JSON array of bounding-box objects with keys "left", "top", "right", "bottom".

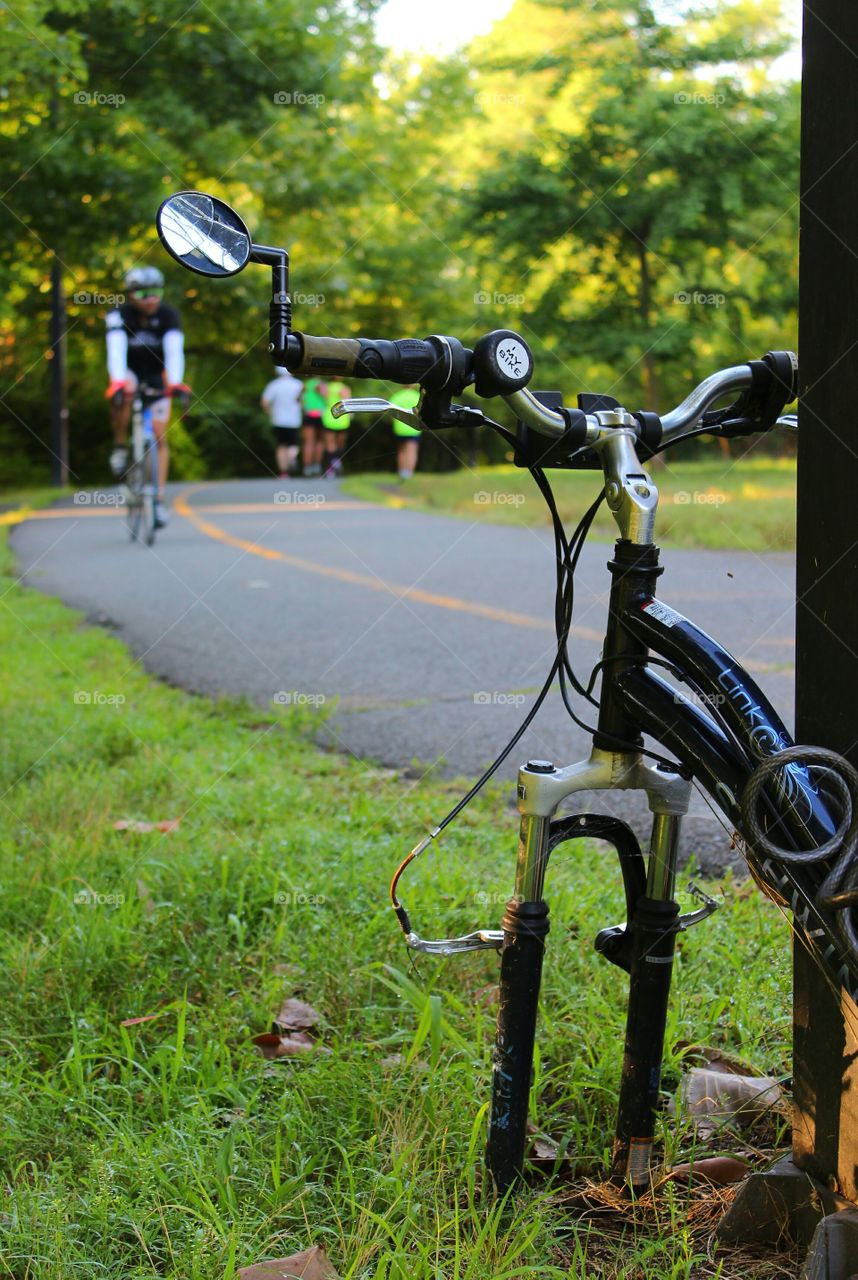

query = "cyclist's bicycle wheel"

[
  {"left": 125, "top": 458, "right": 144, "bottom": 542},
  {"left": 140, "top": 440, "right": 158, "bottom": 547}
]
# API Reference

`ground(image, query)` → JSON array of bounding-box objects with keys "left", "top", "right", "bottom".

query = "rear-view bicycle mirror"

[{"left": 156, "top": 190, "right": 252, "bottom": 277}]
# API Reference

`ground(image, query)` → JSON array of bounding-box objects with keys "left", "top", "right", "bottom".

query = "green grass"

[
  {"left": 0, "top": 487, "right": 69, "bottom": 514},
  {"left": 342, "top": 457, "right": 797, "bottom": 553},
  {"left": 0, "top": 516, "right": 798, "bottom": 1278}
]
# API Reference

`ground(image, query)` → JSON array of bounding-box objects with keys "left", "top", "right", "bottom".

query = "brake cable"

[{"left": 391, "top": 416, "right": 680, "bottom": 929}]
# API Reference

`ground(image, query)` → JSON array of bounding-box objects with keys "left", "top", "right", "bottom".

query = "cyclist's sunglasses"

[{"left": 130, "top": 287, "right": 164, "bottom": 299}]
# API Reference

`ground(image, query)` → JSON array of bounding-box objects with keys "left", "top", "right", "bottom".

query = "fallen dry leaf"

[
  {"left": 252, "top": 1031, "right": 316, "bottom": 1059},
  {"left": 113, "top": 819, "right": 180, "bottom": 834},
  {"left": 120, "top": 1013, "right": 163, "bottom": 1027},
  {"left": 238, "top": 1244, "right": 339, "bottom": 1279},
  {"left": 275, "top": 998, "right": 321, "bottom": 1033},
  {"left": 667, "top": 1156, "right": 749, "bottom": 1186},
  {"left": 473, "top": 984, "right": 499, "bottom": 1008},
  {"left": 136, "top": 879, "right": 155, "bottom": 915}
]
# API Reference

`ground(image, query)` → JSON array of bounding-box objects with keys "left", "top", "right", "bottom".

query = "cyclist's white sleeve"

[
  {"left": 163, "top": 329, "right": 185, "bottom": 384},
  {"left": 105, "top": 312, "right": 128, "bottom": 382}
]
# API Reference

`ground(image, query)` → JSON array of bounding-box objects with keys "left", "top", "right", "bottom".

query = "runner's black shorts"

[
  {"left": 274, "top": 426, "right": 300, "bottom": 446},
  {"left": 302, "top": 412, "right": 323, "bottom": 431}
]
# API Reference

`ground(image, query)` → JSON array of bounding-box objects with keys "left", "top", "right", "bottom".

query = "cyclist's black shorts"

[{"left": 274, "top": 426, "right": 300, "bottom": 446}]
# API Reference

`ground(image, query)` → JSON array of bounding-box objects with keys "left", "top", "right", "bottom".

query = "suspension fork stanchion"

[
  {"left": 589, "top": 515, "right": 691, "bottom": 1190},
  {"left": 610, "top": 808, "right": 683, "bottom": 1190},
  {"left": 486, "top": 761, "right": 555, "bottom": 1192}
]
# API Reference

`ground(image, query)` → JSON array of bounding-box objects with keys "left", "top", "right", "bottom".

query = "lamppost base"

[{"left": 717, "top": 1155, "right": 858, "bottom": 1279}]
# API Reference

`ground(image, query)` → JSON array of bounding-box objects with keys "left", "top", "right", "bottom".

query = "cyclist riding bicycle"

[{"left": 105, "top": 265, "right": 191, "bottom": 529}]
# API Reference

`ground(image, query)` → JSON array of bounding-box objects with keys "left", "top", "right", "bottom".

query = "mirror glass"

[{"left": 156, "top": 191, "right": 251, "bottom": 277}]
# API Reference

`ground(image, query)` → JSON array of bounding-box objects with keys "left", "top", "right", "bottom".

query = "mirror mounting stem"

[{"left": 250, "top": 244, "right": 291, "bottom": 364}]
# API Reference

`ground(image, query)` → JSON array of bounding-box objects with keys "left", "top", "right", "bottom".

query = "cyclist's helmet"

[{"left": 124, "top": 265, "right": 164, "bottom": 292}]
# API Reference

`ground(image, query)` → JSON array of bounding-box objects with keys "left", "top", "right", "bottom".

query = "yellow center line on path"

[
  {"left": 191, "top": 501, "right": 369, "bottom": 515},
  {"left": 0, "top": 507, "right": 120, "bottom": 525},
  {"left": 1, "top": 490, "right": 793, "bottom": 673},
  {"left": 174, "top": 489, "right": 559, "bottom": 633},
  {"left": 0, "top": 499, "right": 370, "bottom": 525},
  {"left": 173, "top": 489, "right": 792, "bottom": 673}
]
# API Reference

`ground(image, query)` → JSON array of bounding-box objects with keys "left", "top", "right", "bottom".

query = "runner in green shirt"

[
  {"left": 390, "top": 385, "right": 421, "bottom": 480},
  {"left": 321, "top": 380, "right": 351, "bottom": 478},
  {"left": 301, "top": 377, "right": 328, "bottom": 477}
]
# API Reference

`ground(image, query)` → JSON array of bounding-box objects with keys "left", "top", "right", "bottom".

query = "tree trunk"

[{"left": 634, "top": 236, "right": 659, "bottom": 414}]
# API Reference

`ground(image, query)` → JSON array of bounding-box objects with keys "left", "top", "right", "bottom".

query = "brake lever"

[
  {"left": 331, "top": 397, "right": 422, "bottom": 430},
  {"left": 776, "top": 413, "right": 797, "bottom": 431},
  {"left": 404, "top": 927, "right": 504, "bottom": 956}
]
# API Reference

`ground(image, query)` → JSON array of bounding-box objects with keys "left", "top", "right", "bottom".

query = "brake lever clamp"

[
  {"left": 417, "top": 388, "right": 487, "bottom": 430},
  {"left": 702, "top": 350, "right": 798, "bottom": 438}
]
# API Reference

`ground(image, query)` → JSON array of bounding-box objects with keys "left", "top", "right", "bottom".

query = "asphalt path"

[{"left": 11, "top": 477, "right": 797, "bottom": 873}]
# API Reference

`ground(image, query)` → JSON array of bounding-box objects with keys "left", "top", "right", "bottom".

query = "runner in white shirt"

[{"left": 261, "top": 367, "right": 303, "bottom": 478}]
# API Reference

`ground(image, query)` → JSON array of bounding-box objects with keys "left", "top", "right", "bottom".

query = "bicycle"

[
  {"left": 114, "top": 384, "right": 188, "bottom": 546},
  {"left": 112, "top": 385, "right": 161, "bottom": 546},
  {"left": 156, "top": 190, "right": 858, "bottom": 1194}
]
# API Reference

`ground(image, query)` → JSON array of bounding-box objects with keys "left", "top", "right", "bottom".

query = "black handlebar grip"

[
  {"left": 284, "top": 333, "right": 454, "bottom": 387},
  {"left": 283, "top": 334, "right": 362, "bottom": 375}
]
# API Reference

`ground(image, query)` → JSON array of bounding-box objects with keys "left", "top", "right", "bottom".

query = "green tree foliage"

[
  {"left": 0, "top": 0, "right": 800, "bottom": 484},
  {"left": 463, "top": 0, "right": 800, "bottom": 411},
  {"left": 0, "top": 0, "right": 382, "bottom": 481}
]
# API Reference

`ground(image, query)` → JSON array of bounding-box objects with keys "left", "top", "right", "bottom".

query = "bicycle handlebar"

[
  {"left": 285, "top": 325, "right": 796, "bottom": 450},
  {"left": 284, "top": 328, "right": 536, "bottom": 400}
]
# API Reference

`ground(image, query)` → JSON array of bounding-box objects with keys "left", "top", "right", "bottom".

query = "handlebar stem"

[{"left": 593, "top": 419, "right": 659, "bottom": 544}]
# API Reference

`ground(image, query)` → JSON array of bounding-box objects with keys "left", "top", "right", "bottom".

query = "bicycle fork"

[{"left": 486, "top": 751, "right": 712, "bottom": 1192}]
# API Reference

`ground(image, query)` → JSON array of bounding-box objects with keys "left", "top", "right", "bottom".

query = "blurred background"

[{"left": 0, "top": 0, "right": 801, "bottom": 486}]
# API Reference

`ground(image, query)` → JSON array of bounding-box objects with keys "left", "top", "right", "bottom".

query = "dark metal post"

[
  {"left": 49, "top": 256, "right": 69, "bottom": 487},
  {"left": 48, "top": 83, "right": 69, "bottom": 488},
  {"left": 794, "top": 0, "right": 858, "bottom": 1204},
  {"left": 718, "top": 6, "right": 858, "bottom": 1271}
]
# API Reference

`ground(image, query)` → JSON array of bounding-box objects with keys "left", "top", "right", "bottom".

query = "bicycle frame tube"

[{"left": 614, "top": 597, "right": 858, "bottom": 1000}]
